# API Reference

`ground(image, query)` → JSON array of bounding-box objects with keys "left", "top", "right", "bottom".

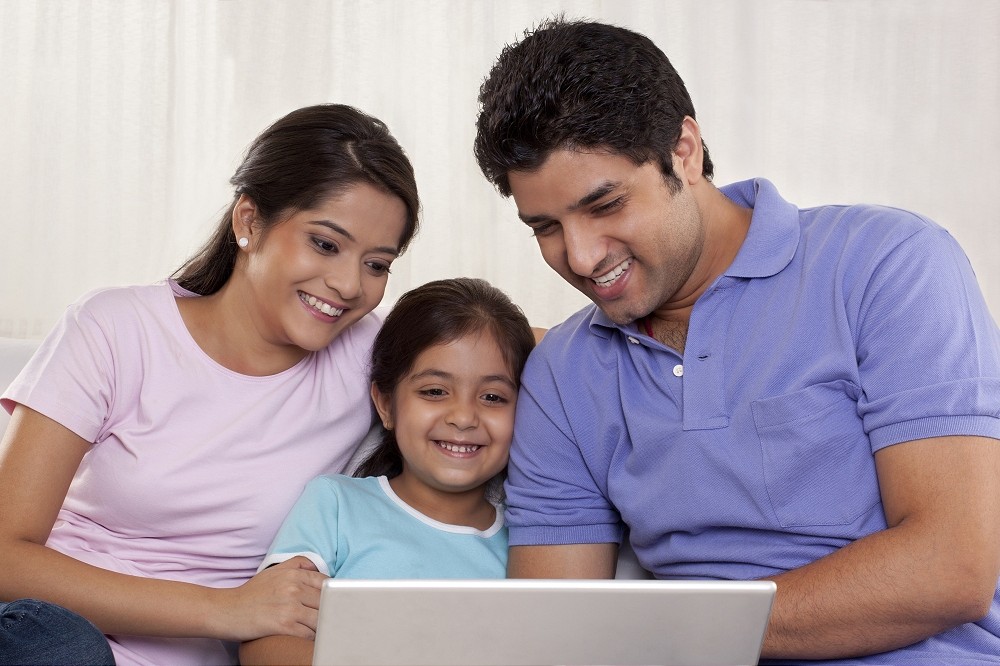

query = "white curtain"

[{"left": 1, "top": 0, "right": 997, "bottom": 339}]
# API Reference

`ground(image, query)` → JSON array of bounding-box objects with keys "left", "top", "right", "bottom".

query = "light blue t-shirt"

[
  {"left": 260, "top": 475, "right": 507, "bottom": 579},
  {"left": 505, "top": 178, "right": 1000, "bottom": 664}
]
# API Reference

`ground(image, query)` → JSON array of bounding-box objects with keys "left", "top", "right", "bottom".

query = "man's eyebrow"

[
  {"left": 517, "top": 181, "right": 622, "bottom": 225},
  {"left": 309, "top": 220, "right": 399, "bottom": 256}
]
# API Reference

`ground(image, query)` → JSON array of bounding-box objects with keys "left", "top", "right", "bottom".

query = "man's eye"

[
  {"left": 594, "top": 198, "right": 624, "bottom": 215},
  {"left": 530, "top": 221, "right": 558, "bottom": 237}
]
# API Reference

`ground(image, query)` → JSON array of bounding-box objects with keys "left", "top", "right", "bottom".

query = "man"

[{"left": 474, "top": 18, "right": 1000, "bottom": 664}]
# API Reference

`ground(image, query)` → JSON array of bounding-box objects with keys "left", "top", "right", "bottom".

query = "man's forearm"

[{"left": 762, "top": 512, "right": 995, "bottom": 658}]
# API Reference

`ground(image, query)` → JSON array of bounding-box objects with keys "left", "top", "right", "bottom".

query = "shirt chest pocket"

[{"left": 751, "top": 381, "right": 881, "bottom": 528}]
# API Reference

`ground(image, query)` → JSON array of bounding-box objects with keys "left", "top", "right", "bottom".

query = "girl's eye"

[
  {"left": 311, "top": 236, "right": 338, "bottom": 254},
  {"left": 419, "top": 388, "right": 447, "bottom": 398},
  {"left": 482, "top": 392, "right": 509, "bottom": 404}
]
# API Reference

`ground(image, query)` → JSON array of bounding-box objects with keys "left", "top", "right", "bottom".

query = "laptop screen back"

[{"left": 312, "top": 578, "right": 775, "bottom": 666}]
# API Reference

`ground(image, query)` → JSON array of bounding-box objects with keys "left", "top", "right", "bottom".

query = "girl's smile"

[{"left": 375, "top": 329, "right": 517, "bottom": 524}]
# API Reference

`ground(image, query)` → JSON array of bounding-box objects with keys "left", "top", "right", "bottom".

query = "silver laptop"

[{"left": 312, "top": 578, "right": 775, "bottom": 666}]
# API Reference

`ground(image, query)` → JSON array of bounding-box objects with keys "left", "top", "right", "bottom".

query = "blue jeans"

[{"left": 0, "top": 599, "right": 115, "bottom": 665}]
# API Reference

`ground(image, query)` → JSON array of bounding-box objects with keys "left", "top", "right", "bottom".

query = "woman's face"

[{"left": 238, "top": 182, "right": 408, "bottom": 355}]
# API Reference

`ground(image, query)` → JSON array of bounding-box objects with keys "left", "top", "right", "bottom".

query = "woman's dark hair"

[
  {"left": 353, "top": 277, "right": 535, "bottom": 483},
  {"left": 174, "top": 104, "right": 420, "bottom": 295},
  {"left": 474, "top": 17, "right": 713, "bottom": 196}
]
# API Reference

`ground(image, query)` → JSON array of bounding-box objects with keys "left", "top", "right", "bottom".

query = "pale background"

[{"left": 1, "top": 0, "right": 997, "bottom": 340}]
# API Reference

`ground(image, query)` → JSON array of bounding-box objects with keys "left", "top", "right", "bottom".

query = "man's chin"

[{"left": 590, "top": 300, "right": 641, "bottom": 326}]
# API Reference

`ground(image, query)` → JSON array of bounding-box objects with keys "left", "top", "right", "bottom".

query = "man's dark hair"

[{"left": 474, "top": 17, "right": 713, "bottom": 197}]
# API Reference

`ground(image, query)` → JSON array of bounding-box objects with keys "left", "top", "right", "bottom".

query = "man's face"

[{"left": 507, "top": 149, "right": 704, "bottom": 325}]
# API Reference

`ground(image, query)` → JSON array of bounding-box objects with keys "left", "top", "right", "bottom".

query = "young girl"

[
  {"left": 0, "top": 104, "right": 419, "bottom": 666},
  {"left": 240, "top": 277, "right": 536, "bottom": 666}
]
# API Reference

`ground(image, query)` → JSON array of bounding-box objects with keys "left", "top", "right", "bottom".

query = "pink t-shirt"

[{"left": 2, "top": 280, "right": 383, "bottom": 665}]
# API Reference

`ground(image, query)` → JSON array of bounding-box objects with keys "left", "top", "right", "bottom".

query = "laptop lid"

[{"left": 312, "top": 578, "right": 775, "bottom": 666}]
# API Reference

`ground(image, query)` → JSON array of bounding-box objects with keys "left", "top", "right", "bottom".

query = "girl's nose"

[{"left": 446, "top": 399, "right": 479, "bottom": 430}]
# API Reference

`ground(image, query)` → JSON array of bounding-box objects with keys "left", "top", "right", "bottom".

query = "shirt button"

[
  {"left": 673, "top": 364, "right": 684, "bottom": 377},
  {"left": 627, "top": 336, "right": 639, "bottom": 344}
]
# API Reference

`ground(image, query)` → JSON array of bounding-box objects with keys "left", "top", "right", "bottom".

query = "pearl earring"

[{"left": 237, "top": 237, "right": 249, "bottom": 248}]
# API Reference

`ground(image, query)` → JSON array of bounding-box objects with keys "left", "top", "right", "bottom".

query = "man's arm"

[
  {"left": 761, "top": 435, "right": 1000, "bottom": 659},
  {"left": 507, "top": 542, "right": 618, "bottom": 578}
]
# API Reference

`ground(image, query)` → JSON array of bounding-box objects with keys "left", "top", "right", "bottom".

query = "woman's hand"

[{"left": 212, "top": 556, "right": 327, "bottom": 642}]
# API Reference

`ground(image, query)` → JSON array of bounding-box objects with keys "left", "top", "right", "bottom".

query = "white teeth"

[
  {"left": 300, "top": 292, "right": 344, "bottom": 317},
  {"left": 439, "top": 442, "right": 481, "bottom": 454},
  {"left": 594, "top": 259, "right": 631, "bottom": 287}
]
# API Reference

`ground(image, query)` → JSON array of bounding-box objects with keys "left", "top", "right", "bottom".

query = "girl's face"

[
  {"left": 374, "top": 330, "right": 517, "bottom": 498},
  {"left": 236, "top": 182, "right": 407, "bottom": 355}
]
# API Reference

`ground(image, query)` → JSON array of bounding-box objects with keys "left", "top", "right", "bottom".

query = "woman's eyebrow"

[{"left": 309, "top": 220, "right": 399, "bottom": 256}]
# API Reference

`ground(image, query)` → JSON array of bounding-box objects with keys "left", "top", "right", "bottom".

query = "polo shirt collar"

[
  {"left": 719, "top": 178, "right": 800, "bottom": 279},
  {"left": 588, "top": 178, "right": 800, "bottom": 337}
]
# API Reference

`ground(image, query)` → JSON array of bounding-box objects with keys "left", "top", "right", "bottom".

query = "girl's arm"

[{"left": 0, "top": 404, "right": 327, "bottom": 641}]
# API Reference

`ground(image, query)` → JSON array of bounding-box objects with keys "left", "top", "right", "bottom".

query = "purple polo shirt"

[{"left": 505, "top": 178, "right": 1000, "bottom": 663}]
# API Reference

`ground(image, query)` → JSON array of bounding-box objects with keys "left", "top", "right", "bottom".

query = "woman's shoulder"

[
  {"left": 70, "top": 281, "right": 176, "bottom": 323},
  {"left": 314, "top": 306, "right": 387, "bottom": 364}
]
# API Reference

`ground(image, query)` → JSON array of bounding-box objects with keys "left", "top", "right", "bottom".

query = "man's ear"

[
  {"left": 231, "top": 194, "right": 259, "bottom": 247},
  {"left": 672, "top": 116, "right": 705, "bottom": 185},
  {"left": 371, "top": 383, "right": 393, "bottom": 430}
]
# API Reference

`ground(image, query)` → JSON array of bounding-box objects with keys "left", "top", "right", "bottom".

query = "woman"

[{"left": 0, "top": 104, "right": 419, "bottom": 665}]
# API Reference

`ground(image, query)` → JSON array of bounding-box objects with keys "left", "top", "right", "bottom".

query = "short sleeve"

[
  {"left": 2, "top": 294, "right": 117, "bottom": 442},
  {"left": 504, "top": 346, "right": 623, "bottom": 547},
  {"left": 258, "top": 476, "right": 342, "bottom": 576},
  {"left": 853, "top": 224, "right": 1000, "bottom": 449}
]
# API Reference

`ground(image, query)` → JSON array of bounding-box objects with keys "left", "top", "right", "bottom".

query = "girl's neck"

[{"left": 387, "top": 474, "right": 496, "bottom": 531}]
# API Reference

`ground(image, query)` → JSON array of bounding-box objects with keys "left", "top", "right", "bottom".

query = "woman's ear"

[
  {"left": 231, "top": 194, "right": 259, "bottom": 248},
  {"left": 371, "top": 383, "right": 393, "bottom": 430}
]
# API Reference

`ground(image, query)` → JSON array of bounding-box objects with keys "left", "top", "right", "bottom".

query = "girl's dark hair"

[
  {"left": 474, "top": 17, "right": 713, "bottom": 196},
  {"left": 174, "top": 104, "right": 420, "bottom": 295},
  {"left": 353, "top": 277, "right": 535, "bottom": 481}
]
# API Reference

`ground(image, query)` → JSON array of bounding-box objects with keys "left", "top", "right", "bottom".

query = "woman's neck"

[{"left": 175, "top": 281, "right": 307, "bottom": 376}]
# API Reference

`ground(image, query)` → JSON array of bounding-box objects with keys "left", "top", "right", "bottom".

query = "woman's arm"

[
  {"left": 240, "top": 634, "right": 315, "bottom": 665},
  {"left": 0, "top": 404, "right": 326, "bottom": 641}
]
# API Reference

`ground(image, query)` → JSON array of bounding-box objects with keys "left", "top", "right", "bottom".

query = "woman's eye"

[
  {"left": 311, "top": 237, "right": 338, "bottom": 254},
  {"left": 367, "top": 261, "right": 392, "bottom": 276}
]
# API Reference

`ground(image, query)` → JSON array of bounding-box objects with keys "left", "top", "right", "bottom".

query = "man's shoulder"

[
  {"left": 531, "top": 304, "right": 607, "bottom": 357},
  {"left": 522, "top": 304, "right": 628, "bottom": 389},
  {"left": 800, "top": 200, "right": 945, "bottom": 247}
]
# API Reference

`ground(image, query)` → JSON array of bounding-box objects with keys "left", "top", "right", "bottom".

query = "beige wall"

[{"left": 1, "top": 0, "right": 997, "bottom": 338}]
